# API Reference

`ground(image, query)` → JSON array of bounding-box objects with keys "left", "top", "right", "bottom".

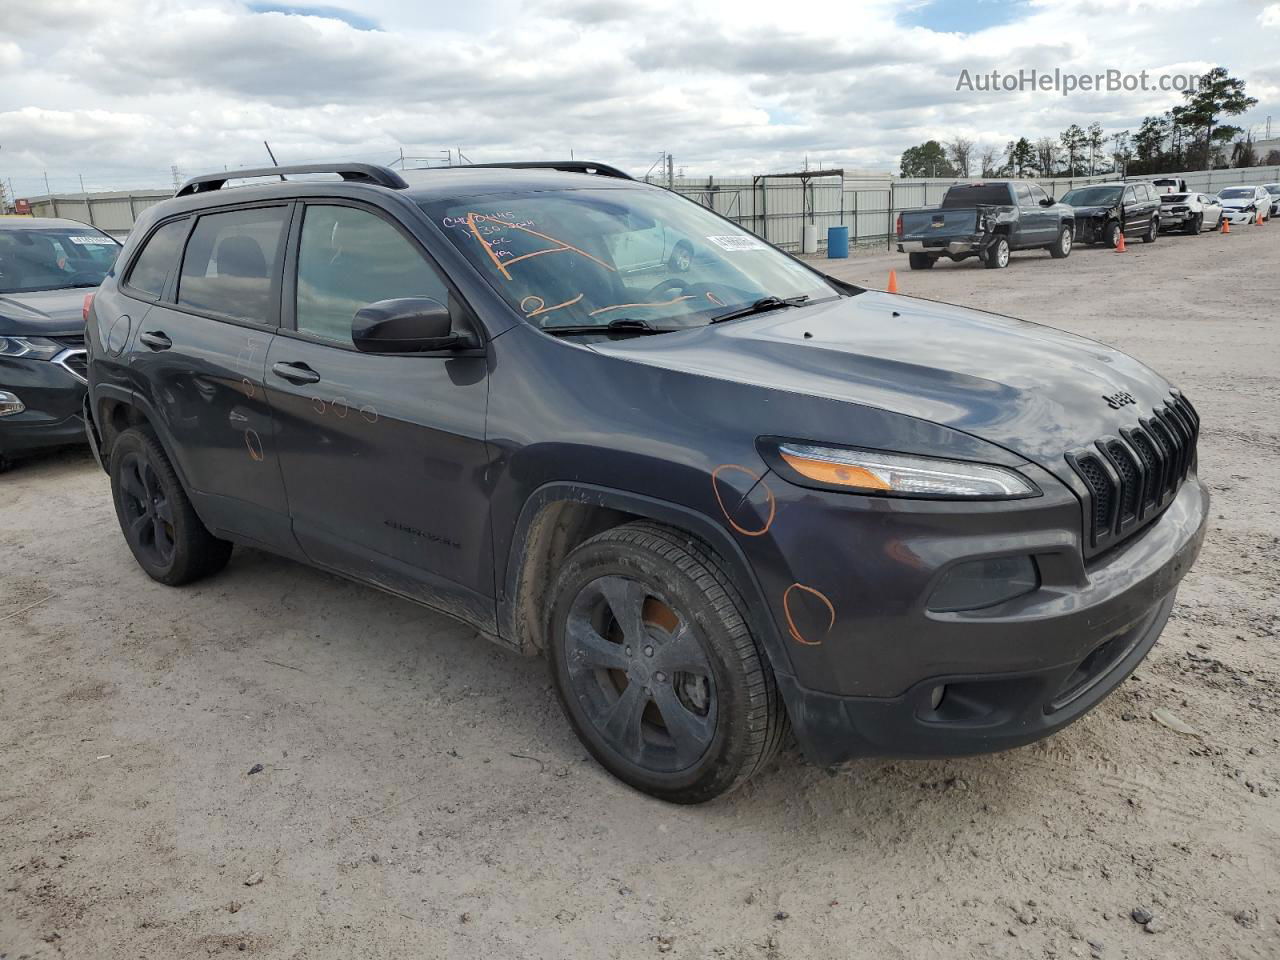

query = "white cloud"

[
  {"left": 1261, "top": 3, "right": 1280, "bottom": 26},
  {"left": 0, "top": 0, "right": 1274, "bottom": 195}
]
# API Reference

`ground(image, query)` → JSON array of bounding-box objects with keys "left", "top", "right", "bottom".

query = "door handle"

[
  {"left": 271, "top": 361, "right": 321, "bottom": 385},
  {"left": 139, "top": 331, "right": 172, "bottom": 351}
]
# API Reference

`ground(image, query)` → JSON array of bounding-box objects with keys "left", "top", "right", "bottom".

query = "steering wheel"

[{"left": 644, "top": 277, "right": 694, "bottom": 301}]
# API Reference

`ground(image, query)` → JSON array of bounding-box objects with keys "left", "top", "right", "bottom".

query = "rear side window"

[
  {"left": 941, "top": 184, "right": 1013, "bottom": 208},
  {"left": 295, "top": 205, "right": 451, "bottom": 345},
  {"left": 178, "top": 207, "right": 288, "bottom": 325},
  {"left": 126, "top": 219, "right": 188, "bottom": 299}
]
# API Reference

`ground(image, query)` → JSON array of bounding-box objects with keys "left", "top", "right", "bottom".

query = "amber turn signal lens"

[{"left": 780, "top": 451, "right": 891, "bottom": 490}]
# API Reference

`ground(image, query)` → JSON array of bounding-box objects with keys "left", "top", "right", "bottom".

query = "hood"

[
  {"left": 590, "top": 291, "right": 1175, "bottom": 481},
  {"left": 1219, "top": 197, "right": 1255, "bottom": 209},
  {"left": 0, "top": 287, "right": 88, "bottom": 337},
  {"left": 1070, "top": 204, "right": 1118, "bottom": 217}
]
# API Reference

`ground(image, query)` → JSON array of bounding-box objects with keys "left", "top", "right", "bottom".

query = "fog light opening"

[
  {"left": 0, "top": 391, "right": 25, "bottom": 417},
  {"left": 929, "top": 684, "right": 947, "bottom": 711}
]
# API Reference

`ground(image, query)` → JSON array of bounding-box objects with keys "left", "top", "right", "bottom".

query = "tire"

[
  {"left": 1143, "top": 217, "right": 1158, "bottom": 243},
  {"left": 547, "top": 521, "right": 788, "bottom": 804},
  {"left": 1105, "top": 222, "right": 1122, "bottom": 248},
  {"left": 983, "top": 236, "right": 1010, "bottom": 269},
  {"left": 1185, "top": 213, "right": 1202, "bottom": 235},
  {"left": 1049, "top": 224, "right": 1072, "bottom": 258},
  {"left": 907, "top": 252, "right": 935, "bottom": 270},
  {"left": 108, "top": 426, "right": 233, "bottom": 585},
  {"left": 668, "top": 241, "right": 693, "bottom": 273}
]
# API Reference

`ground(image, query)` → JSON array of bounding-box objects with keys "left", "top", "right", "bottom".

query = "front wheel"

[
  {"left": 1106, "top": 222, "right": 1122, "bottom": 248},
  {"left": 907, "top": 252, "right": 935, "bottom": 270},
  {"left": 1049, "top": 225, "right": 1072, "bottom": 258},
  {"left": 983, "top": 236, "right": 1010, "bottom": 269},
  {"left": 547, "top": 522, "right": 787, "bottom": 804},
  {"left": 109, "top": 427, "right": 233, "bottom": 585}
]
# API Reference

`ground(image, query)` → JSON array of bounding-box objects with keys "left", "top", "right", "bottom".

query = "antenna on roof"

[{"left": 263, "top": 141, "right": 286, "bottom": 182}]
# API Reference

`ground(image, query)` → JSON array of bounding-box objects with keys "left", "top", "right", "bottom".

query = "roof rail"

[
  {"left": 454, "top": 161, "right": 634, "bottom": 181},
  {"left": 176, "top": 163, "right": 409, "bottom": 197}
]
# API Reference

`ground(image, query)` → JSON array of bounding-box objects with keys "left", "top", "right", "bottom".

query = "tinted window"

[
  {"left": 295, "top": 205, "right": 450, "bottom": 345},
  {"left": 126, "top": 220, "right": 187, "bottom": 298},
  {"left": 178, "top": 207, "right": 287, "bottom": 324},
  {"left": 941, "top": 184, "right": 1013, "bottom": 208}
]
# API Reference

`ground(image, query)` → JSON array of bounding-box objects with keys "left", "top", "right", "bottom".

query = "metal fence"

[
  {"left": 672, "top": 164, "right": 1280, "bottom": 253},
  {"left": 21, "top": 190, "right": 172, "bottom": 238}
]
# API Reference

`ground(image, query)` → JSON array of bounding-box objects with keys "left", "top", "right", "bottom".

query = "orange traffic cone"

[
  {"left": 1257, "top": 212, "right": 1266, "bottom": 227},
  {"left": 887, "top": 270, "right": 899, "bottom": 294},
  {"left": 1222, "top": 217, "right": 1230, "bottom": 234},
  {"left": 1115, "top": 230, "right": 1126, "bottom": 253}
]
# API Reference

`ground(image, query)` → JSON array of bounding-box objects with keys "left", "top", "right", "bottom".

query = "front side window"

[
  {"left": 1123, "top": 187, "right": 1137, "bottom": 203},
  {"left": 295, "top": 205, "right": 451, "bottom": 345},
  {"left": 126, "top": 219, "right": 188, "bottom": 299},
  {"left": 0, "top": 226, "right": 120, "bottom": 295},
  {"left": 178, "top": 207, "right": 287, "bottom": 325},
  {"left": 422, "top": 187, "right": 840, "bottom": 331}
]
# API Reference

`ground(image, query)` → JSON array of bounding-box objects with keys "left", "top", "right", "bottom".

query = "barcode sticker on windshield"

[
  {"left": 69, "top": 235, "right": 116, "bottom": 245},
  {"left": 706, "top": 235, "right": 766, "bottom": 251}
]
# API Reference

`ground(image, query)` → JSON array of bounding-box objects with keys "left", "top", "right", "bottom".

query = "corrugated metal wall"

[
  {"left": 672, "top": 164, "right": 1280, "bottom": 252},
  {"left": 22, "top": 191, "right": 172, "bottom": 238}
]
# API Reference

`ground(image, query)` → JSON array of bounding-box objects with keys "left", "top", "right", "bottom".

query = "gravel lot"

[{"left": 2, "top": 224, "right": 1278, "bottom": 960}]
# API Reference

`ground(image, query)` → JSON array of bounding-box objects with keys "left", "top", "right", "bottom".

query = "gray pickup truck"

[{"left": 896, "top": 181, "right": 1075, "bottom": 270}]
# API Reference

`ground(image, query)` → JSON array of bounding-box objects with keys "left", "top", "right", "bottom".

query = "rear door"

[
  {"left": 123, "top": 204, "right": 295, "bottom": 552},
  {"left": 1121, "top": 185, "right": 1143, "bottom": 234},
  {"left": 263, "top": 200, "right": 496, "bottom": 630},
  {"left": 1013, "top": 183, "right": 1046, "bottom": 246}
]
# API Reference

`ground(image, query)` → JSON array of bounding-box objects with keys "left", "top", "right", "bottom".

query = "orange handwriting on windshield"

[
  {"left": 588, "top": 296, "right": 695, "bottom": 316},
  {"left": 464, "top": 213, "right": 616, "bottom": 280}
]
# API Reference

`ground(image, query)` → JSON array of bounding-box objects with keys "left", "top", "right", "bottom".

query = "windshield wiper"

[
  {"left": 543, "top": 318, "right": 685, "bottom": 337},
  {"left": 709, "top": 295, "right": 809, "bottom": 325}
]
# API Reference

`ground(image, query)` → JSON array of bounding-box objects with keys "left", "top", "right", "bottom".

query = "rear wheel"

[
  {"left": 907, "top": 252, "right": 935, "bottom": 270},
  {"left": 1143, "top": 217, "right": 1159, "bottom": 243},
  {"left": 109, "top": 427, "right": 232, "bottom": 585},
  {"left": 983, "top": 236, "right": 1010, "bottom": 269},
  {"left": 668, "top": 241, "right": 693, "bottom": 273},
  {"left": 547, "top": 522, "right": 787, "bottom": 803},
  {"left": 1185, "top": 213, "right": 1202, "bottom": 235},
  {"left": 1049, "top": 225, "right": 1072, "bottom": 258}
]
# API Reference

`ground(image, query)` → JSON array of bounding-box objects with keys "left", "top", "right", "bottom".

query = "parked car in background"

[
  {"left": 1158, "top": 193, "right": 1223, "bottom": 234},
  {"left": 0, "top": 216, "right": 121, "bottom": 472},
  {"left": 83, "top": 161, "right": 1208, "bottom": 803},
  {"left": 1217, "top": 185, "right": 1272, "bottom": 225},
  {"left": 1061, "top": 182, "right": 1161, "bottom": 246},
  {"left": 1262, "top": 183, "right": 1280, "bottom": 216},
  {"left": 1148, "top": 176, "right": 1190, "bottom": 196},
  {"left": 896, "top": 181, "right": 1075, "bottom": 270}
]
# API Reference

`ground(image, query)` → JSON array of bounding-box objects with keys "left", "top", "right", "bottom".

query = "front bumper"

[
  {"left": 747, "top": 469, "right": 1209, "bottom": 764},
  {"left": 1222, "top": 209, "right": 1257, "bottom": 223},
  {"left": 0, "top": 355, "right": 88, "bottom": 456}
]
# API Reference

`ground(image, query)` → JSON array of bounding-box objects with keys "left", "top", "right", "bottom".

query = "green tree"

[
  {"left": 1086, "top": 121, "right": 1105, "bottom": 176},
  {"left": 1109, "top": 130, "right": 1132, "bottom": 175},
  {"left": 1176, "top": 67, "right": 1258, "bottom": 169},
  {"left": 1059, "top": 124, "right": 1087, "bottom": 176},
  {"left": 1005, "top": 137, "right": 1034, "bottom": 177},
  {"left": 899, "top": 140, "right": 956, "bottom": 178},
  {"left": 1131, "top": 115, "right": 1168, "bottom": 172}
]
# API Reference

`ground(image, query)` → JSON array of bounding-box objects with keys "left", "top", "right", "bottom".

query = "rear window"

[
  {"left": 941, "top": 184, "right": 1012, "bottom": 208},
  {"left": 126, "top": 219, "right": 188, "bottom": 298},
  {"left": 177, "top": 207, "right": 288, "bottom": 325},
  {"left": 1160, "top": 194, "right": 1189, "bottom": 203}
]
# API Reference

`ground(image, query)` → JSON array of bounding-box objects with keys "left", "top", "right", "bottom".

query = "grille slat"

[{"left": 1068, "top": 392, "right": 1199, "bottom": 556}]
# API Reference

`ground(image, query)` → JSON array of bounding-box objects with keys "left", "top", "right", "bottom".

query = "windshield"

[
  {"left": 1061, "top": 186, "right": 1122, "bottom": 206},
  {"left": 1264, "top": 184, "right": 1280, "bottom": 195},
  {"left": 0, "top": 226, "right": 120, "bottom": 294},
  {"left": 1219, "top": 188, "right": 1253, "bottom": 199},
  {"left": 421, "top": 187, "right": 840, "bottom": 330}
]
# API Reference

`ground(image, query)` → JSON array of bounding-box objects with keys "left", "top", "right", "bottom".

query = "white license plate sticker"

[
  {"left": 69, "top": 235, "right": 116, "bottom": 245},
  {"left": 706, "top": 235, "right": 766, "bottom": 252}
]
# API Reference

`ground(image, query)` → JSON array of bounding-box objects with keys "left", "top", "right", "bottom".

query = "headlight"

[
  {"left": 767, "top": 441, "right": 1039, "bottom": 499},
  {"left": 0, "top": 336, "right": 62, "bottom": 360}
]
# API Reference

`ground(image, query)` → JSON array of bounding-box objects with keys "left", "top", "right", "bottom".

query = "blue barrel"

[{"left": 827, "top": 225, "right": 850, "bottom": 258}]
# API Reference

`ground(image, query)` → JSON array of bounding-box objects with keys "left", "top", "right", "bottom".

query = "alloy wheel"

[{"left": 118, "top": 452, "right": 176, "bottom": 567}]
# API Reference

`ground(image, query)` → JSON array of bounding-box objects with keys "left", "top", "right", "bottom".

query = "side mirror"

[
  {"left": 352, "top": 298, "right": 465, "bottom": 353},
  {"left": 1040, "top": 197, "right": 1054, "bottom": 207}
]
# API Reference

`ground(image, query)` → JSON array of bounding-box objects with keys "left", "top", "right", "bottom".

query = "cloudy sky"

[{"left": 2, "top": 0, "right": 1278, "bottom": 196}]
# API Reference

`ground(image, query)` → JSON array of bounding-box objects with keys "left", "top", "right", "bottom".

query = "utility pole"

[
  {"left": 43, "top": 171, "right": 52, "bottom": 196},
  {"left": 171, "top": 165, "right": 182, "bottom": 191},
  {"left": 666, "top": 152, "right": 674, "bottom": 188}
]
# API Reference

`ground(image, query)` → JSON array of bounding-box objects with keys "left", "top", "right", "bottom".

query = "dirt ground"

[{"left": 2, "top": 224, "right": 1278, "bottom": 960}]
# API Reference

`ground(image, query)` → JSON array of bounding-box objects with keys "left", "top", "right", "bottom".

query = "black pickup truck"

[{"left": 896, "top": 181, "right": 1075, "bottom": 270}]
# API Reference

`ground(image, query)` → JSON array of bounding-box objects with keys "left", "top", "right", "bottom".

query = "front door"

[{"left": 264, "top": 201, "right": 495, "bottom": 630}]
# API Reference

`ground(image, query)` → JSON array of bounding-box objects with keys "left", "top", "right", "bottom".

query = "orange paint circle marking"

[
  {"left": 332, "top": 397, "right": 350, "bottom": 419},
  {"left": 241, "top": 378, "right": 255, "bottom": 399},
  {"left": 359, "top": 404, "right": 378, "bottom": 424},
  {"left": 244, "top": 429, "right": 264, "bottom": 463},
  {"left": 711, "top": 463, "right": 775, "bottom": 537},
  {"left": 311, "top": 397, "right": 327, "bottom": 415},
  {"left": 783, "top": 583, "right": 836, "bottom": 646},
  {"left": 520, "top": 295, "right": 544, "bottom": 314}
]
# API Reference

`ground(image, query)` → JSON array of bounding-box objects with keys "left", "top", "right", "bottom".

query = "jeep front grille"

[{"left": 1067, "top": 392, "right": 1199, "bottom": 557}]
